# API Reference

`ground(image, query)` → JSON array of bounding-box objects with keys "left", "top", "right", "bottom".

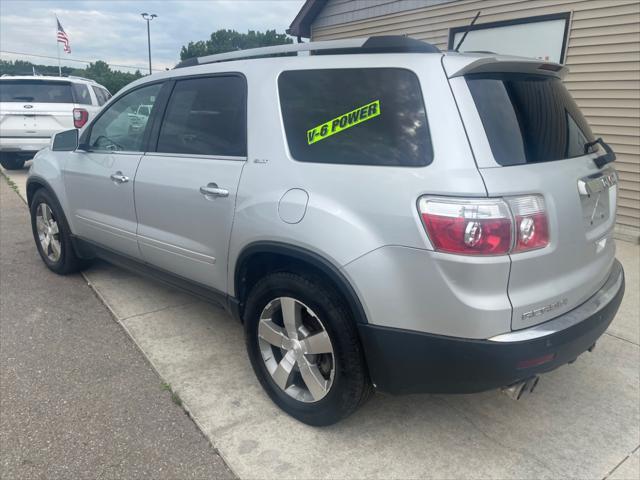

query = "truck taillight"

[
  {"left": 73, "top": 108, "right": 88, "bottom": 128},
  {"left": 418, "top": 195, "right": 549, "bottom": 256}
]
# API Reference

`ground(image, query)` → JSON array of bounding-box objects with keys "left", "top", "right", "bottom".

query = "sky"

[{"left": 0, "top": 0, "right": 306, "bottom": 72}]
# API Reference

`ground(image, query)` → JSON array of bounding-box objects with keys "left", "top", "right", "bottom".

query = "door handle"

[
  {"left": 200, "top": 183, "right": 229, "bottom": 198},
  {"left": 110, "top": 171, "right": 129, "bottom": 184}
]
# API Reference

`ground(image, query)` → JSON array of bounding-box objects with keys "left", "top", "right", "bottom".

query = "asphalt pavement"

[{"left": 0, "top": 176, "right": 234, "bottom": 479}]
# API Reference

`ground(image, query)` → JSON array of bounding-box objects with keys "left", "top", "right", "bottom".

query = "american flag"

[{"left": 56, "top": 17, "right": 71, "bottom": 53}]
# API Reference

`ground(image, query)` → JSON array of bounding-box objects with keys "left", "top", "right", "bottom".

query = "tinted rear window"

[
  {"left": 0, "top": 80, "right": 74, "bottom": 103},
  {"left": 278, "top": 68, "right": 432, "bottom": 167},
  {"left": 92, "top": 86, "right": 110, "bottom": 106},
  {"left": 157, "top": 76, "right": 246, "bottom": 157},
  {"left": 466, "top": 73, "right": 595, "bottom": 166},
  {"left": 72, "top": 83, "right": 92, "bottom": 105}
]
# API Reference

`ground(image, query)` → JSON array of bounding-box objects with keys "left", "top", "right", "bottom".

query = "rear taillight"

[
  {"left": 418, "top": 198, "right": 512, "bottom": 255},
  {"left": 506, "top": 195, "right": 549, "bottom": 253},
  {"left": 418, "top": 195, "right": 549, "bottom": 256},
  {"left": 73, "top": 108, "right": 88, "bottom": 128}
]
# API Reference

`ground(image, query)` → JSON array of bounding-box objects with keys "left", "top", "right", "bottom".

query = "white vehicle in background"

[
  {"left": 127, "top": 104, "right": 153, "bottom": 133},
  {"left": 0, "top": 75, "right": 111, "bottom": 170}
]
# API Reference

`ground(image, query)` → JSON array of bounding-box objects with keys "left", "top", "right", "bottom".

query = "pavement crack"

[
  {"left": 604, "top": 331, "right": 640, "bottom": 347},
  {"left": 119, "top": 300, "right": 199, "bottom": 322},
  {"left": 602, "top": 444, "right": 640, "bottom": 480}
]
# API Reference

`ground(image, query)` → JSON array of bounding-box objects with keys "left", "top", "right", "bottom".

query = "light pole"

[{"left": 141, "top": 13, "right": 157, "bottom": 74}]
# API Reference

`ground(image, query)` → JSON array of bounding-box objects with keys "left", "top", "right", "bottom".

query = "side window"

[
  {"left": 102, "top": 88, "right": 112, "bottom": 101},
  {"left": 278, "top": 68, "right": 432, "bottom": 166},
  {"left": 72, "top": 83, "right": 92, "bottom": 105},
  {"left": 88, "top": 83, "right": 161, "bottom": 152},
  {"left": 157, "top": 76, "right": 246, "bottom": 157},
  {"left": 91, "top": 86, "right": 107, "bottom": 106},
  {"left": 565, "top": 111, "right": 589, "bottom": 158}
]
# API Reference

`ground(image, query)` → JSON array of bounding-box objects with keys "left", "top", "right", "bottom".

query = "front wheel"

[
  {"left": 30, "top": 188, "right": 88, "bottom": 275},
  {"left": 0, "top": 153, "right": 25, "bottom": 170},
  {"left": 244, "top": 271, "right": 372, "bottom": 426}
]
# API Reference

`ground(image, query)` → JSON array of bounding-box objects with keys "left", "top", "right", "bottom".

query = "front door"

[
  {"left": 134, "top": 75, "right": 247, "bottom": 292},
  {"left": 64, "top": 82, "right": 163, "bottom": 259}
]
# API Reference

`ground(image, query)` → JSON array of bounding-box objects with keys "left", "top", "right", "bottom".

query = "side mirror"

[{"left": 51, "top": 129, "right": 79, "bottom": 151}]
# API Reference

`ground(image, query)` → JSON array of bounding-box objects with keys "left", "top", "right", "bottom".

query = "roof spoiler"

[{"left": 444, "top": 55, "right": 568, "bottom": 79}]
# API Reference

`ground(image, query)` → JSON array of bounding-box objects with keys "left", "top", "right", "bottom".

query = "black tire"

[
  {"left": 0, "top": 153, "right": 25, "bottom": 170},
  {"left": 244, "top": 271, "right": 373, "bottom": 426},
  {"left": 30, "top": 188, "right": 89, "bottom": 275}
]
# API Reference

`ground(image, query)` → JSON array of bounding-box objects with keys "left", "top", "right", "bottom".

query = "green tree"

[
  {"left": 0, "top": 59, "right": 142, "bottom": 95},
  {"left": 180, "top": 29, "right": 293, "bottom": 61},
  {"left": 78, "top": 60, "right": 143, "bottom": 94},
  {"left": 0, "top": 60, "right": 74, "bottom": 76}
]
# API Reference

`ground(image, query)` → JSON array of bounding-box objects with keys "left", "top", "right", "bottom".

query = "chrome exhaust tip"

[{"left": 501, "top": 376, "right": 540, "bottom": 400}]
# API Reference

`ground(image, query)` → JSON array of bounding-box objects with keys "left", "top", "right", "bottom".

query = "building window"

[{"left": 449, "top": 12, "right": 571, "bottom": 64}]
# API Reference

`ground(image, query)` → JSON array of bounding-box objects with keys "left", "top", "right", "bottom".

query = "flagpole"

[
  {"left": 57, "top": 42, "right": 62, "bottom": 76},
  {"left": 55, "top": 15, "right": 61, "bottom": 76}
]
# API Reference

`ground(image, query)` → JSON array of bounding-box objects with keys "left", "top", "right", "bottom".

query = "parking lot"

[{"left": 2, "top": 163, "right": 639, "bottom": 479}]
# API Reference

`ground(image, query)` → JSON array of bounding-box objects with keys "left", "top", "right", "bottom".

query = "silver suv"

[
  {"left": 0, "top": 75, "right": 110, "bottom": 170},
  {"left": 26, "top": 37, "right": 625, "bottom": 426}
]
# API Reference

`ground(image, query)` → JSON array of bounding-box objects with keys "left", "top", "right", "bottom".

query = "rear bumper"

[
  {"left": 0, "top": 137, "right": 50, "bottom": 153},
  {"left": 358, "top": 259, "right": 625, "bottom": 395}
]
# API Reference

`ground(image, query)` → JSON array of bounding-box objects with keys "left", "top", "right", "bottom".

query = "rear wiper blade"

[{"left": 584, "top": 137, "right": 616, "bottom": 169}]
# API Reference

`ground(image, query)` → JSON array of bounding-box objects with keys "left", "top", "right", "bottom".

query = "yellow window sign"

[{"left": 307, "top": 100, "right": 381, "bottom": 145}]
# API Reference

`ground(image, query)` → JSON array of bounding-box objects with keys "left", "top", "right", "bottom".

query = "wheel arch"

[
  {"left": 26, "top": 176, "right": 91, "bottom": 259},
  {"left": 26, "top": 176, "right": 56, "bottom": 207},
  {"left": 233, "top": 242, "right": 369, "bottom": 325}
]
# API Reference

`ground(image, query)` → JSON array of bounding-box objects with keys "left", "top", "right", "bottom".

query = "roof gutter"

[{"left": 287, "top": 0, "right": 327, "bottom": 39}]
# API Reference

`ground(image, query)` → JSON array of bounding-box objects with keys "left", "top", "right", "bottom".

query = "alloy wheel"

[
  {"left": 258, "top": 297, "right": 335, "bottom": 403},
  {"left": 35, "top": 203, "right": 61, "bottom": 262}
]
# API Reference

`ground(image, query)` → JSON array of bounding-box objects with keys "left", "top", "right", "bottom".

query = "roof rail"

[
  {"left": 64, "top": 75, "right": 99, "bottom": 83},
  {"left": 0, "top": 73, "right": 42, "bottom": 77},
  {"left": 0, "top": 73, "right": 99, "bottom": 83},
  {"left": 175, "top": 36, "right": 440, "bottom": 69}
]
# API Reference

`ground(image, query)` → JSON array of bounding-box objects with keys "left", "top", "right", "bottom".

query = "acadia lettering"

[{"left": 307, "top": 100, "right": 381, "bottom": 145}]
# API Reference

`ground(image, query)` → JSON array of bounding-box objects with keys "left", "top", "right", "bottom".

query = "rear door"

[
  {"left": 448, "top": 62, "right": 617, "bottom": 330},
  {"left": 0, "top": 79, "right": 76, "bottom": 138},
  {"left": 63, "top": 82, "right": 163, "bottom": 259},
  {"left": 134, "top": 74, "right": 247, "bottom": 292}
]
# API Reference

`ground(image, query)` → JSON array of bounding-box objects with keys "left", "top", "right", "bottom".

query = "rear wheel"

[
  {"left": 30, "top": 188, "right": 88, "bottom": 275},
  {"left": 244, "top": 271, "right": 372, "bottom": 426},
  {"left": 0, "top": 153, "right": 25, "bottom": 170}
]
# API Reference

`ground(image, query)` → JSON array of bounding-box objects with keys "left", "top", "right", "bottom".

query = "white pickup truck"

[{"left": 0, "top": 75, "right": 111, "bottom": 169}]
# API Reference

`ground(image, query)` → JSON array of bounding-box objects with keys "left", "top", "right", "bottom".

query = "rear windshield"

[
  {"left": 0, "top": 80, "right": 75, "bottom": 103},
  {"left": 466, "top": 73, "right": 595, "bottom": 166},
  {"left": 278, "top": 68, "right": 433, "bottom": 167}
]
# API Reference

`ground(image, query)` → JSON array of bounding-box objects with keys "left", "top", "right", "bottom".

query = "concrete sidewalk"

[
  {"left": 0, "top": 175, "right": 233, "bottom": 478},
  {"left": 2, "top": 164, "right": 639, "bottom": 479}
]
